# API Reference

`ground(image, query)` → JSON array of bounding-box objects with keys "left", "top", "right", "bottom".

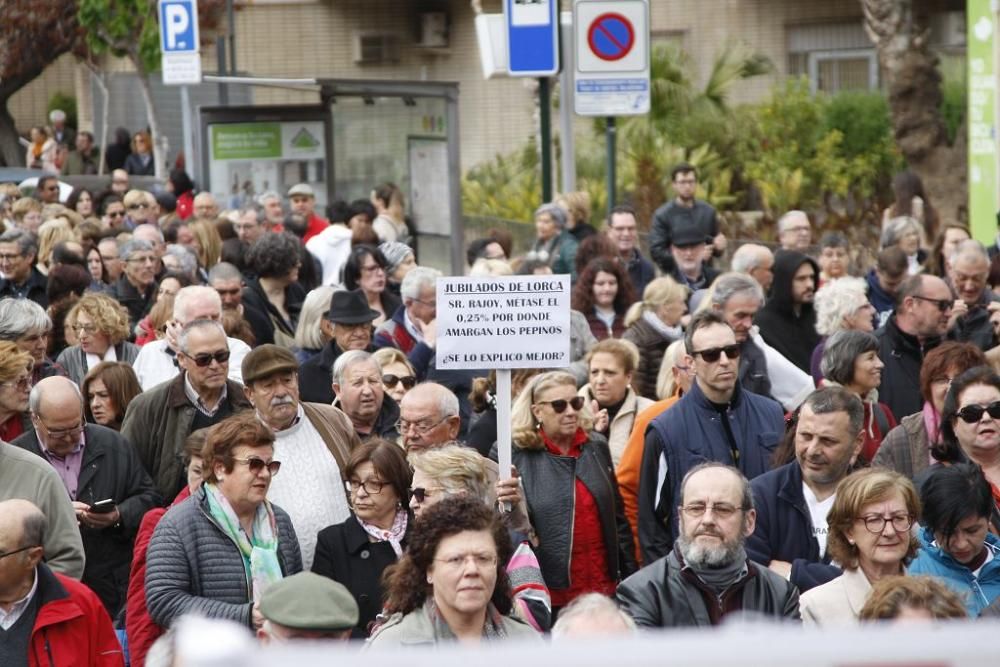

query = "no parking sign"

[{"left": 574, "top": 0, "right": 650, "bottom": 116}]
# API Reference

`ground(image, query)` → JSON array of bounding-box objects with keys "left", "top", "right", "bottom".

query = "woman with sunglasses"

[
  {"left": 56, "top": 293, "right": 139, "bottom": 387},
  {"left": 801, "top": 468, "right": 921, "bottom": 625},
  {"left": 373, "top": 347, "right": 417, "bottom": 405},
  {"left": 313, "top": 439, "right": 412, "bottom": 638},
  {"left": 928, "top": 366, "right": 1000, "bottom": 513},
  {"left": 146, "top": 412, "right": 302, "bottom": 631},
  {"left": 505, "top": 371, "right": 636, "bottom": 615}
]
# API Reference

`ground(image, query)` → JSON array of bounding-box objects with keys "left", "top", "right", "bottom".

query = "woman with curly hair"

[
  {"left": 242, "top": 232, "right": 306, "bottom": 347},
  {"left": 571, "top": 257, "right": 636, "bottom": 340},
  {"left": 56, "top": 292, "right": 139, "bottom": 386},
  {"left": 368, "top": 495, "right": 539, "bottom": 646}
]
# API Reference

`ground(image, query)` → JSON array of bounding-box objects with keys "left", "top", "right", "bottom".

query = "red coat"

[
  {"left": 30, "top": 565, "right": 123, "bottom": 667},
  {"left": 176, "top": 191, "right": 194, "bottom": 220},
  {"left": 125, "top": 486, "right": 191, "bottom": 667}
]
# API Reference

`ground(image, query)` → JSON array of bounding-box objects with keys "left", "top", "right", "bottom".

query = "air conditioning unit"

[
  {"left": 930, "top": 11, "right": 966, "bottom": 47},
  {"left": 352, "top": 33, "right": 401, "bottom": 65},
  {"left": 417, "top": 12, "right": 449, "bottom": 48}
]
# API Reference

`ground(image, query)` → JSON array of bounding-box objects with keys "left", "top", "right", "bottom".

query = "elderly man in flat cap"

[
  {"left": 242, "top": 344, "right": 361, "bottom": 569},
  {"left": 257, "top": 572, "right": 358, "bottom": 642}
]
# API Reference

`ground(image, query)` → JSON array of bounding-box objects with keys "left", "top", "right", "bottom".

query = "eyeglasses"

[
  {"left": 126, "top": 256, "right": 157, "bottom": 265},
  {"left": 107, "top": 210, "right": 125, "bottom": 218},
  {"left": 679, "top": 502, "right": 744, "bottom": 519},
  {"left": 409, "top": 486, "right": 444, "bottom": 503},
  {"left": 128, "top": 203, "right": 149, "bottom": 210},
  {"left": 396, "top": 416, "right": 450, "bottom": 435},
  {"left": 233, "top": 456, "right": 281, "bottom": 476},
  {"left": 348, "top": 478, "right": 386, "bottom": 495},
  {"left": 433, "top": 552, "right": 498, "bottom": 570},
  {"left": 0, "top": 253, "right": 23, "bottom": 262},
  {"left": 0, "top": 375, "right": 32, "bottom": 392},
  {"left": 361, "top": 264, "right": 385, "bottom": 275},
  {"left": 181, "top": 350, "right": 231, "bottom": 367},
  {"left": 0, "top": 544, "right": 40, "bottom": 560},
  {"left": 71, "top": 323, "right": 98, "bottom": 335},
  {"left": 35, "top": 418, "right": 84, "bottom": 440},
  {"left": 692, "top": 344, "right": 741, "bottom": 363},
  {"left": 382, "top": 374, "right": 416, "bottom": 390},
  {"left": 912, "top": 295, "right": 952, "bottom": 312},
  {"left": 535, "top": 396, "right": 585, "bottom": 413},
  {"left": 956, "top": 401, "right": 1000, "bottom": 424},
  {"left": 857, "top": 513, "right": 913, "bottom": 534}
]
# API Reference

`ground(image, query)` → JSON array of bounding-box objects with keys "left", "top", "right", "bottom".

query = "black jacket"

[
  {"left": 108, "top": 273, "right": 156, "bottom": 332},
  {"left": 739, "top": 336, "right": 774, "bottom": 400},
  {"left": 754, "top": 250, "right": 820, "bottom": 373},
  {"left": 0, "top": 266, "right": 48, "bottom": 308},
  {"left": 12, "top": 424, "right": 160, "bottom": 616},
  {"left": 298, "top": 341, "right": 350, "bottom": 404},
  {"left": 875, "top": 314, "right": 940, "bottom": 421},
  {"left": 746, "top": 462, "right": 841, "bottom": 593},
  {"left": 511, "top": 432, "right": 636, "bottom": 591},
  {"left": 616, "top": 547, "right": 801, "bottom": 627},
  {"left": 240, "top": 277, "right": 306, "bottom": 347},
  {"left": 312, "top": 515, "right": 409, "bottom": 638},
  {"left": 649, "top": 199, "right": 719, "bottom": 274},
  {"left": 947, "top": 287, "right": 1000, "bottom": 351},
  {"left": 360, "top": 394, "right": 400, "bottom": 442}
]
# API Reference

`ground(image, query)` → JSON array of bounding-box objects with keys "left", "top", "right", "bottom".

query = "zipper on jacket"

[{"left": 199, "top": 502, "right": 253, "bottom": 600}]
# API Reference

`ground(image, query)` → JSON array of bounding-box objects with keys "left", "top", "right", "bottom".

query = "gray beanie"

[{"left": 379, "top": 241, "right": 413, "bottom": 272}]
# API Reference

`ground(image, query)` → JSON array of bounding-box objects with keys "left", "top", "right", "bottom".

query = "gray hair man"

[
  {"left": 13, "top": 376, "right": 159, "bottom": 614},
  {"left": 241, "top": 345, "right": 361, "bottom": 569},
  {"left": 0, "top": 228, "right": 46, "bottom": 307},
  {"left": 620, "top": 463, "right": 800, "bottom": 627},
  {"left": 0, "top": 298, "right": 59, "bottom": 384},
  {"left": 730, "top": 243, "right": 775, "bottom": 293},
  {"left": 704, "top": 272, "right": 772, "bottom": 399},
  {"left": 207, "top": 262, "right": 245, "bottom": 312},
  {"left": 552, "top": 592, "right": 636, "bottom": 638},
  {"left": 746, "top": 387, "right": 864, "bottom": 593},
  {"left": 131, "top": 285, "right": 252, "bottom": 390},
  {"left": 946, "top": 239, "right": 997, "bottom": 350},
  {"left": 374, "top": 266, "right": 441, "bottom": 375},
  {"left": 108, "top": 238, "right": 158, "bottom": 327},
  {"left": 777, "top": 210, "right": 812, "bottom": 252},
  {"left": 332, "top": 350, "right": 399, "bottom": 440},
  {"left": 257, "top": 191, "right": 285, "bottom": 229}
]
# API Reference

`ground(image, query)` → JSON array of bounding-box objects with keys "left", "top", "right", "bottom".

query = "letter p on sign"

[{"left": 159, "top": 0, "right": 199, "bottom": 54}]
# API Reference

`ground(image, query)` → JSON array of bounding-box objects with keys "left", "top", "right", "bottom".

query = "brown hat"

[{"left": 241, "top": 344, "right": 299, "bottom": 385}]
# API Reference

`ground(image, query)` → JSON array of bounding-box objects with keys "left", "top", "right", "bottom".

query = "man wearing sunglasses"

[
  {"left": 945, "top": 241, "right": 998, "bottom": 351},
  {"left": 100, "top": 195, "right": 127, "bottom": 231},
  {"left": 123, "top": 190, "right": 154, "bottom": 229},
  {"left": 874, "top": 273, "right": 952, "bottom": 421},
  {"left": 637, "top": 310, "right": 785, "bottom": 564},
  {"left": 12, "top": 376, "right": 159, "bottom": 616},
  {"left": 122, "top": 320, "right": 252, "bottom": 500},
  {"left": 241, "top": 345, "right": 361, "bottom": 570}
]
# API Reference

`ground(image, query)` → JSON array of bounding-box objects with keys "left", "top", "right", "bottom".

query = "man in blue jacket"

[
  {"left": 746, "top": 387, "right": 862, "bottom": 593},
  {"left": 637, "top": 310, "right": 784, "bottom": 564}
]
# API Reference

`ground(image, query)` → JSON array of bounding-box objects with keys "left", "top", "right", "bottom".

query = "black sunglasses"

[
  {"left": 410, "top": 486, "right": 441, "bottom": 503},
  {"left": 692, "top": 344, "right": 741, "bottom": 363},
  {"left": 912, "top": 295, "right": 952, "bottom": 312},
  {"left": 956, "top": 401, "right": 1000, "bottom": 424},
  {"left": 537, "top": 396, "right": 586, "bottom": 413},
  {"left": 383, "top": 374, "right": 416, "bottom": 390},
  {"left": 182, "top": 350, "right": 231, "bottom": 367}
]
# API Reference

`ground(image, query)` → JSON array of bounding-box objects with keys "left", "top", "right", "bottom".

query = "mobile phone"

[{"left": 89, "top": 499, "right": 116, "bottom": 514}]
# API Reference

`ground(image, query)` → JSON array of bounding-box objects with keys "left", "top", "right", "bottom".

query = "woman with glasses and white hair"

[
  {"left": 503, "top": 370, "right": 636, "bottom": 614},
  {"left": 820, "top": 330, "right": 896, "bottom": 463},
  {"left": 811, "top": 276, "right": 876, "bottom": 383},
  {"left": 526, "top": 203, "right": 579, "bottom": 279},
  {"left": 800, "top": 468, "right": 921, "bottom": 625}
]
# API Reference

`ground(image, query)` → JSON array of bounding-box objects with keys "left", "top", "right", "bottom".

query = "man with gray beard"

[
  {"left": 617, "top": 463, "right": 800, "bottom": 627},
  {"left": 240, "top": 345, "right": 362, "bottom": 569}
]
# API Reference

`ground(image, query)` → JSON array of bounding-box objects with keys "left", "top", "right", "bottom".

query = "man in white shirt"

[
  {"left": 241, "top": 345, "right": 361, "bottom": 570},
  {"left": 745, "top": 387, "right": 864, "bottom": 592},
  {"left": 131, "top": 285, "right": 250, "bottom": 390}
]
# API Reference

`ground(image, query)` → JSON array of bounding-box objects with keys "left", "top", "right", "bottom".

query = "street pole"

[
  {"left": 539, "top": 77, "right": 553, "bottom": 202},
  {"left": 180, "top": 85, "right": 195, "bottom": 182},
  {"left": 216, "top": 36, "right": 228, "bottom": 106},
  {"left": 558, "top": 13, "right": 576, "bottom": 193},
  {"left": 606, "top": 116, "right": 616, "bottom": 217}
]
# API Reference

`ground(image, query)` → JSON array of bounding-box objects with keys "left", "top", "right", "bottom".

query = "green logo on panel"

[
  {"left": 212, "top": 123, "right": 281, "bottom": 160},
  {"left": 290, "top": 128, "right": 320, "bottom": 150}
]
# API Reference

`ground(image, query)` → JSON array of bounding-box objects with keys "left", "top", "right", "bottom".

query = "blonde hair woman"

[
  {"left": 509, "top": 371, "right": 635, "bottom": 611},
  {"left": 408, "top": 444, "right": 491, "bottom": 517},
  {"left": 35, "top": 218, "right": 77, "bottom": 276},
  {"left": 622, "top": 276, "right": 688, "bottom": 400},
  {"left": 56, "top": 292, "right": 138, "bottom": 386},
  {"left": 293, "top": 285, "right": 336, "bottom": 363},
  {"left": 189, "top": 219, "right": 222, "bottom": 271}
]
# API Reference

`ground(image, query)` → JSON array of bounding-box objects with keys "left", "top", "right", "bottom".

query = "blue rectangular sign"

[
  {"left": 505, "top": 0, "right": 559, "bottom": 76},
  {"left": 159, "top": 0, "right": 199, "bottom": 54}
]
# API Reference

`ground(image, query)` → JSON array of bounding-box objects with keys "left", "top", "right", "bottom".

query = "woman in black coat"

[{"left": 313, "top": 439, "right": 412, "bottom": 638}]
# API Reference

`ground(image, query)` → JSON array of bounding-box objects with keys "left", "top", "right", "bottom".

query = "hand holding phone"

[{"left": 89, "top": 499, "right": 116, "bottom": 514}]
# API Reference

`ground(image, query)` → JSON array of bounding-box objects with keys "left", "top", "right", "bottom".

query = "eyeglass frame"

[
  {"left": 0, "top": 544, "right": 41, "bottom": 560},
  {"left": 678, "top": 502, "right": 746, "bottom": 520},
  {"left": 409, "top": 486, "right": 445, "bottom": 504},
  {"left": 856, "top": 513, "right": 914, "bottom": 534},
  {"left": 691, "top": 344, "right": 742, "bottom": 364},
  {"left": 347, "top": 478, "right": 387, "bottom": 496},
  {"left": 433, "top": 552, "right": 499, "bottom": 570},
  {"left": 0, "top": 374, "right": 33, "bottom": 392},
  {"left": 232, "top": 456, "right": 281, "bottom": 476},
  {"left": 534, "top": 396, "right": 586, "bottom": 414},
  {"left": 911, "top": 294, "right": 952, "bottom": 313},
  {"left": 179, "top": 349, "right": 231, "bottom": 367},
  {"left": 33, "top": 413, "right": 86, "bottom": 440},
  {"left": 396, "top": 415, "right": 451, "bottom": 435}
]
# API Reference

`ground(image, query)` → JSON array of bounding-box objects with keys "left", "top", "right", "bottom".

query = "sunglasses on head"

[
  {"left": 956, "top": 401, "right": 1000, "bottom": 424},
  {"left": 183, "top": 350, "right": 230, "bottom": 367},
  {"left": 537, "top": 396, "right": 586, "bottom": 413},
  {"left": 383, "top": 374, "right": 416, "bottom": 390},
  {"left": 692, "top": 344, "right": 741, "bottom": 363}
]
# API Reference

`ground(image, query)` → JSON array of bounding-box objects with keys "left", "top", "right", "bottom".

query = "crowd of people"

[{"left": 1, "top": 156, "right": 999, "bottom": 666}]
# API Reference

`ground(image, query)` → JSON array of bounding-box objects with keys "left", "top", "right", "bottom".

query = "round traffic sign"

[{"left": 587, "top": 13, "right": 635, "bottom": 62}]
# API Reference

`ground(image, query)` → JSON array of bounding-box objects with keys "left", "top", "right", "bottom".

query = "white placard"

[
  {"left": 162, "top": 53, "right": 203, "bottom": 85},
  {"left": 435, "top": 275, "right": 571, "bottom": 371},
  {"left": 510, "top": 0, "right": 552, "bottom": 26},
  {"left": 573, "top": 0, "right": 650, "bottom": 116}
]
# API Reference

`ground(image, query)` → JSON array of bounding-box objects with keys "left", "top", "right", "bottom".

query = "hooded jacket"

[
  {"left": 754, "top": 250, "right": 820, "bottom": 373},
  {"left": 908, "top": 527, "right": 1000, "bottom": 617},
  {"left": 865, "top": 269, "right": 896, "bottom": 329}
]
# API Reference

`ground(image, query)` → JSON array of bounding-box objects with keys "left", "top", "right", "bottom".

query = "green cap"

[{"left": 259, "top": 572, "right": 359, "bottom": 631}]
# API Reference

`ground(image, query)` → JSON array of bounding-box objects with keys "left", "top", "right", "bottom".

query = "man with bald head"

[
  {"left": 946, "top": 240, "right": 999, "bottom": 350},
  {"left": 0, "top": 499, "right": 122, "bottom": 666},
  {"left": 13, "top": 377, "right": 158, "bottom": 616}
]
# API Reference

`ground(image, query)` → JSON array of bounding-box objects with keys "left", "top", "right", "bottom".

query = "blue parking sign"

[
  {"left": 505, "top": 0, "right": 559, "bottom": 76},
  {"left": 159, "top": 0, "right": 199, "bottom": 54}
]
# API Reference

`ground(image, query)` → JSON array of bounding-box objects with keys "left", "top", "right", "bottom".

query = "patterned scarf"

[
  {"left": 424, "top": 598, "right": 508, "bottom": 641},
  {"left": 356, "top": 509, "right": 408, "bottom": 557},
  {"left": 204, "top": 483, "right": 284, "bottom": 603}
]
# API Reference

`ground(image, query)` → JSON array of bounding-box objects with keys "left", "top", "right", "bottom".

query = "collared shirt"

[
  {"left": 0, "top": 567, "right": 38, "bottom": 630},
  {"left": 402, "top": 307, "right": 425, "bottom": 345},
  {"left": 183, "top": 373, "right": 228, "bottom": 417},
  {"left": 40, "top": 431, "right": 86, "bottom": 500}
]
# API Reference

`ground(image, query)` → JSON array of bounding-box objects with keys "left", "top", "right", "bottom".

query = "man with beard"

[
  {"left": 754, "top": 249, "right": 820, "bottom": 373},
  {"left": 241, "top": 345, "right": 361, "bottom": 569},
  {"left": 746, "top": 388, "right": 862, "bottom": 592},
  {"left": 618, "top": 463, "right": 800, "bottom": 627}
]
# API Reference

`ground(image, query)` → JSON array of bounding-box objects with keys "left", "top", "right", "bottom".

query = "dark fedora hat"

[{"left": 326, "top": 289, "right": 380, "bottom": 325}]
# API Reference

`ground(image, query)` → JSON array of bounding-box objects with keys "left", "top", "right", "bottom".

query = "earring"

[
  {"left": 534, "top": 420, "right": 541, "bottom": 430},
  {"left": 396, "top": 501, "right": 403, "bottom": 510}
]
